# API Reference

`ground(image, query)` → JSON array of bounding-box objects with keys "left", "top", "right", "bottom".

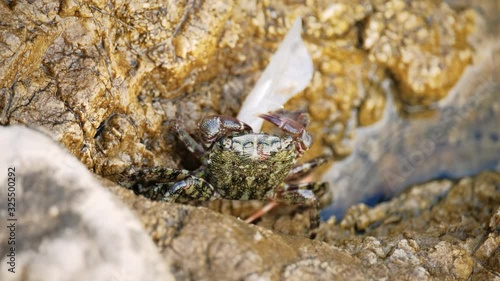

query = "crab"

[{"left": 129, "top": 110, "right": 330, "bottom": 233}]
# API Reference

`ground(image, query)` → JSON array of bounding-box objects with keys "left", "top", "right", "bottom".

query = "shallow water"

[{"left": 321, "top": 43, "right": 500, "bottom": 220}]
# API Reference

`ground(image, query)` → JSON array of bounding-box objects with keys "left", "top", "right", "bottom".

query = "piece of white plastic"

[{"left": 236, "top": 17, "right": 314, "bottom": 132}]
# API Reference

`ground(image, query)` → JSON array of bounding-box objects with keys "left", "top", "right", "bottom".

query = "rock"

[
  {"left": 0, "top": 127, "right": 497, "bottom": 281},
  {"left": 107, "top": 180, "right": 373, "bottom": 281},
  {"left": 317, "top": 172, "right": 500, "bottom": 280},
  {"left": 364, "top": 0, "right": 475, "bottom": 106},
  {"left": 0, "top": 1, "right": 498, "bottom": 280},
  {"left": 0, "top": 0, "right": 478, "bottom": 179},
  {"left": 321, "top": 40, "right": 500, "bottom": 217},
  {"left": 105, "top": 169, "right": 500, "bottom": 281},
  {"left": 0, "top": 126, "right": 173, "bottom": 281}
]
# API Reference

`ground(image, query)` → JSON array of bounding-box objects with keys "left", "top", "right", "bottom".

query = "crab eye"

[
  {"left": 258, "top": 142, "right": 274, "bottom": 156},
  {"left": 243, "top": 141, "right": 253, "bottom": 149},
  {"left": 258, "top": 141, "right": 268, "bottom": 150},
  {"left": 231, "top": 139, "right": 243, "bottom": 151},
  {"left": 271, "top": 139, "right": 281, "bottom": 150},
  {"left": 222, "top": 138, "right": 232, "bottom": 149},
  {"left": 259, "top": 142, "right": 269, "bottom": 148}
]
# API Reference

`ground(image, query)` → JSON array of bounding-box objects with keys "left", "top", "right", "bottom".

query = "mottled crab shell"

[{"left": 206, "top": 133, "right": 297, "bottom": 200}]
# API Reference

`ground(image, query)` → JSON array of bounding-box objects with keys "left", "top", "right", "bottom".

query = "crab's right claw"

[{"left": 259, "top": 112, "right": 312, "bottom": 153}]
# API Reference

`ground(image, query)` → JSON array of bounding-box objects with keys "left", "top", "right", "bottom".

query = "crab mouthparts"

[{"left": 249, "top": 140, "right": 272, "bottom": 161}]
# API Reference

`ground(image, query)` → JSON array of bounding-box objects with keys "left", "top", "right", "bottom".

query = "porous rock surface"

[
  {"left": 318, "top": 172, "right": 500, "bottom": 280},
  {"left": 109, "top": 182, "right": 369, "bottom": 281}
]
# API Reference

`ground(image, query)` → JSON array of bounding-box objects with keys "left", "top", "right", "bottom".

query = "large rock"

[
  {"left": 108, "top": 181, "right": 374, "bottom": 281},
  {"left": 0, "top": 0, "right": 498, "bottom": 280},
  {"left": 0, "top": 126, "right": 173, "bottom": 281}
]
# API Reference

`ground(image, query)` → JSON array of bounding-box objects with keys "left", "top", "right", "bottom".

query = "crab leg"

[
  {"left": 245, "top": 181, "right": 328, "bottom": 232},
  {"left": 170, "top": 120, "right": 205, "bottom": 157},
  {"left": 269, "top": 109, "right": 311, "bottom": 127},
  {"left": 285, "top": 155, "right": 329, "bottom": 181},
  {"left": 130, "top": 166, "right": 192, "bottom": 183},
  {"left": 282, "top": 181, "right": 330, "bottom": 199},
  {"left": 258, "top": 112, "right": 305, "bottom": 136},
  {"left": 129, "top": 167, "right": 219, "bottom": 202},
  {"left": 132, "top": 182, "right": 175, "bottom": 201},
  {"left": 130, "top": 167, "right": 192, "bottom": 200},
  {"left": 244, "top": 201, "right": 279, "bottom": 224},
  {"left": 274, "top": 187, "right": 320, "bottom": 236},
  {"left": 162, "top": 175, "right": 222, "bottom": 203}
]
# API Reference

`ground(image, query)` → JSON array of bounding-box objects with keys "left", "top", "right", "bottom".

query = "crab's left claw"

[{"left": 199, "top": 115, "right": 253, "bottom": 149}]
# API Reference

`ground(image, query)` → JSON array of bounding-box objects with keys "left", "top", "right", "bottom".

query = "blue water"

[{"left": 321, "top": 52, "right": 500, "bottom": 220}]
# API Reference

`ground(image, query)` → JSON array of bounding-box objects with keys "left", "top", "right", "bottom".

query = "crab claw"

[
  {"left": 271, "top": 109, "right": 311, "bottom": 127},
  {"left": 259, "top": 112, "right": 312, "bottom": 153},
  {"left": 199, "top": 115, "right": 253, "bottom": 149},
  {"left": 258, "top": 112, "right": 303, "bottom": 136}
]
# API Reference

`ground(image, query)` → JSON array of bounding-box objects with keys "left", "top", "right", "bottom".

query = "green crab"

[{"left": 129, "top": 110, "right": 329, "bottom": 232}]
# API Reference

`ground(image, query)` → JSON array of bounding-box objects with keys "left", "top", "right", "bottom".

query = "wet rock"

[
  {"left": 0, "top": 1, "right": 497, "bottom": 280},
  {"left": 0, "top": 126, "right": 172, "bottom": 281},
  {"left": 339, "top": 180, "right": 453, "bottom": 232},
  {"left": 322, "top": 40, "right": 500, "bottom": 217}
]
